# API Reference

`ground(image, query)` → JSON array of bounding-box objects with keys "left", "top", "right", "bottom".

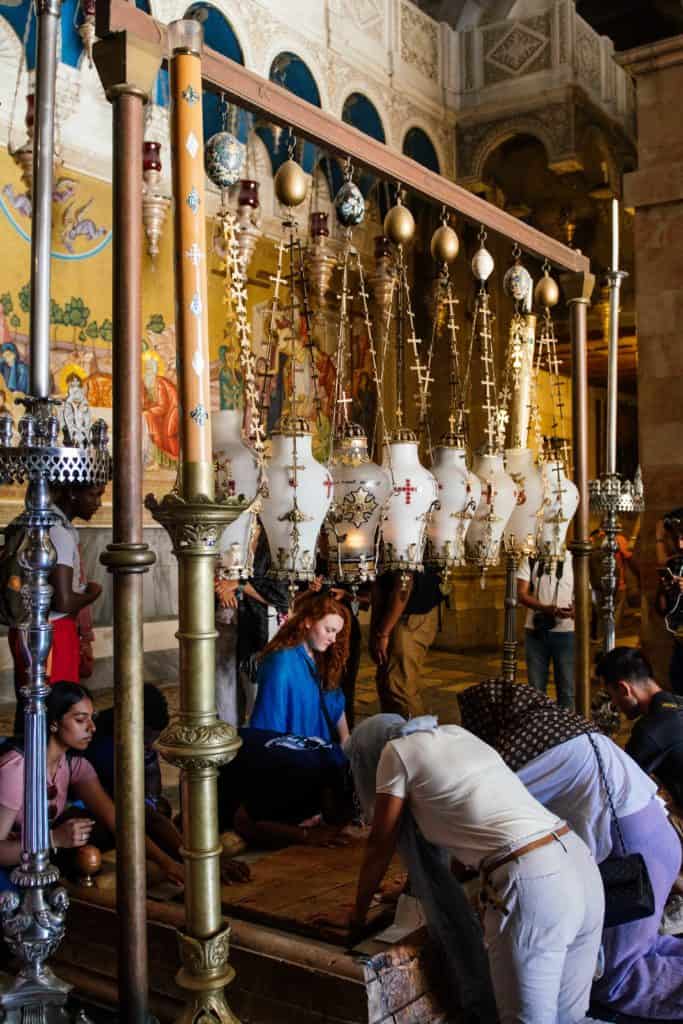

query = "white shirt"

[
  {"left": 49, "top": 511, "right": 84, "bottom": 621},
  {"left": 375, "top": 725, "right": 561, "bottom": 870},
  {"left": 517, "top": 552, "right": 574, "bottom": 633},
  {"left": 517, "top": 733, "right": 657, "bottom": 862}
]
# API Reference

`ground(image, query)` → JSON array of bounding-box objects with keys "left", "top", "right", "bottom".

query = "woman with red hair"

[{"left": 249, "top": 591, "right": 351, "bottom": 744}]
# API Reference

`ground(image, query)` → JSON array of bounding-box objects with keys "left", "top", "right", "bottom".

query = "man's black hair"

[{"left": 595, "top": 646, "right": 653, "bottom": 689}]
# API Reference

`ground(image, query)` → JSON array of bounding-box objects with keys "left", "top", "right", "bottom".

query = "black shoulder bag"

[{"left": 588, "top": 734, "right": 655, "bottom": 928}]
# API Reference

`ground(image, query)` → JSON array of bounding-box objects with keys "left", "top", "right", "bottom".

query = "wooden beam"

[{"left": 97, "top": 0, "right": 589, "bottom": 273}]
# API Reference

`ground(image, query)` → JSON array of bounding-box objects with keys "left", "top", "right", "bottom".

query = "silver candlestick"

[
  {"left": 0, "top": 408, "right": 110, "bottom": 1022},
  {"left": 589, "top": 209, "right": 644, "bottom": 653},
  {"left": 0, "top": 0, "right": 111, "bottom": 1019}
]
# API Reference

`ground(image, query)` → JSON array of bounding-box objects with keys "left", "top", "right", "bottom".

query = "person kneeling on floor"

[{"left": 218, "top": 727, "right": 355, "bottom": 849}]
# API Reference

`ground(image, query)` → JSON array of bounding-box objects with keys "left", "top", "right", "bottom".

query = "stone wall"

[{"left": 621, "top": 35, "right": 683, "bottom": 684}]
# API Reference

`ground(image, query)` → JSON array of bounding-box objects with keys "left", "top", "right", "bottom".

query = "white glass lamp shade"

[
  {"left": 537, "top": 460, "right": 579, "bottom": 562},
  {"left": 381, "top": 431, "right": 438, "bottom": 572},
  {"left": 326, "top": 424, "right": 392, "bottom": 583},
  {"left": 503, "top": 447, "right": 545, "bottom": 557},
  {"left": 212, "top": 409, "right": 259, "bottom": 577},
  {"left": 465, "top": 452, "right": 518, "bottom": 571},
  {"left": 260, "top": 416, "right": 333, "bottom": 580},
  {"left": 427, "top": 440, "right": 481, "bottom": 569}
]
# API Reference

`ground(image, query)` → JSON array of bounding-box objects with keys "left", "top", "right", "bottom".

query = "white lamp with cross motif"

[
  {"left": 212, "top": 409, "right": 259, "bottom": 578},
  {"left": 380, "top": 427, "right": 438, "bottom": 573},
  {"left": 326, "top": 422, "right": 392, "bottom": 583},
  {"left": 465, "top": 452, "right": 518, "bottom": 572},
  {"left": 260, "top": 415, "right": 333, "bottom": 580},
  {"left": 426, "top": 431, "right": 482, "bottom": 571},
  {"left": 537, "top": 459, "right": 579, "bottom": 563}
]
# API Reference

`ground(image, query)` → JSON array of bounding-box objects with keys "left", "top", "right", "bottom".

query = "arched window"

[
  {"left": 184, "top": 4, "right": 248, "bottom": 145},
  {"left": 403, "top": 127, "right": 440, "bottom": 174},
  {"left": 257, "top": 53, "right": 322, "bottom": 173},
  {"left": 341, "top": 93, "right": 385, "bottom": 143},
  {"left": 341, "top": 93, "right": 385, "bottom": 197}
]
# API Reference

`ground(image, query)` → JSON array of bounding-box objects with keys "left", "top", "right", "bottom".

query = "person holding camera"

[{"left": 517, "top": 551, "right": 575, "bottom": 708}]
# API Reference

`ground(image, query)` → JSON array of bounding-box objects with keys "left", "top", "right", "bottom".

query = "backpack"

[{"left": 0, "top": 522, "right": 31, "bottom": 628}]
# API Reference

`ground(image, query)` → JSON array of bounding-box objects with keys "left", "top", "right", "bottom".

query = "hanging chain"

[
  {"left": 257, "top": 238, "right": 287, "bottom": 430},
  {"left": 8, "top": 0, "right": 35, "bottom": 157}
]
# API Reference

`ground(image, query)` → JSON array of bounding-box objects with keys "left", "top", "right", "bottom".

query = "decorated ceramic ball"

[
  {"left": 334, "top": 180, "right": 365, "bottom": 227},
  {"left": 471, "top": 243, "right": 494, "bottom": 282},
  {"left": 503, "top": 262, "right": 533, "bottom": 303},
  {"left": 204, "top": 131, "right": 246, "bottom": 190}
]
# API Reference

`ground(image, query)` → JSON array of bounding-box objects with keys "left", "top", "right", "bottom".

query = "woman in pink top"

[{"left": 0, "top": 682, "right": 183, "bottom": 887}]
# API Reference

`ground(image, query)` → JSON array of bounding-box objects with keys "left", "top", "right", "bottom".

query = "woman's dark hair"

[
  {"left": 143, "top": 683, "right": 169, "bottom": 732},
  {"left": 47, "top": 681, "right": 93, "bottom": 731},
  {"left": 595, "top": 647, "right": 653, "bottom": 689}
]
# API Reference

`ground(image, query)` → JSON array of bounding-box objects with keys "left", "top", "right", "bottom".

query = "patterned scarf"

[{"left": 458, "top": 679, "right": 598, "bottom": 772}]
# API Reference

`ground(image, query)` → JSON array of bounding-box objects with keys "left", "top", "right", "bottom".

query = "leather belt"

[{"left": 483, "top": 824, "right": 571, "bottom": 878}]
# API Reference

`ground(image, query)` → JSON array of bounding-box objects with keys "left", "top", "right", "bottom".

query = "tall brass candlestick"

[{"left": 147, "top": 19, "right": 242, "bottom": 1024}]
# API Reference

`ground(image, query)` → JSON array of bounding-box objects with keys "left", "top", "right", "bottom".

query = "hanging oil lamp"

[
  {"left": 424, "top": 224, "right": 481, "bottom": 573},
  {"left": 464, "top": 229, "right": 518, "bottom": 579},
  {"left": 304, "top": 211, "right": 336, "bottom": 307},
  {"left": 142, "top": 140, "right": 171, "bottom": 261},
  {"left": 78, "top": 0, "right": 97, "bottom": 69},
  {"left": 235, "top": 178, "right": 262, "bottom": 272},
  {"left": 380, "top": 192, "right": 438, "bottom": 575}
]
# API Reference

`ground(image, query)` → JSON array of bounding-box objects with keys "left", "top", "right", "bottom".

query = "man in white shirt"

[
  {"left": 344, "top": 715, "right": 604, "bottom": 1024},
  {"left": 517, "top": 551, "right": 575, "bottom": 708}
]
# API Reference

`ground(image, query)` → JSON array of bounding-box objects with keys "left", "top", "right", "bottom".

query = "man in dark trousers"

[{"left": 370, "top": 567, "right": 444, "bottom": 719}]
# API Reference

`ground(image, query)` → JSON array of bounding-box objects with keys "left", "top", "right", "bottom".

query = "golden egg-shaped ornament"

[
  {"left": 274, "top": 158, "right": 308, "bottom": 208},
  {"left": 430, "top": 223, "right": 460, "bottom": 264},
  {"left": 534, "top": 270, "right": 560, "bottom": 309},
  {"left": 384, "top": 199, "right": 415, "bottom": 247}
]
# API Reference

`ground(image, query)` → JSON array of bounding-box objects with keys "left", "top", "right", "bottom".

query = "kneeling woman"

[
  {"left": 459, "top": 680, "right": 683, "bottom": 1021},
  {"left": 345, "top": 714, "right": 604, "bottom": 1024},
  {"left": 0, "top": 682, "right": 183, "bottom": 887},
  {"left": 250, "top": 591, "right": 351, "bottom": 744}
]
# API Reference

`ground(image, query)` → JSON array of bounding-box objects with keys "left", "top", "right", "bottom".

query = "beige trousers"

[{"left": 376, "top": 606, "right": 439, "bottom": 719}]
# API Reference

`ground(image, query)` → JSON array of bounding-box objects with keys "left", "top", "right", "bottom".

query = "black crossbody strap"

[{"left": 587, "top": 733, "right": 627, "bottom": 856}]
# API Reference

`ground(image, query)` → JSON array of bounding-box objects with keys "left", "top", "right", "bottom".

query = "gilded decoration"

[
  {"left": 157, "top": 717, "right": 242, "bottom": 771},
  {"left": 339, "top": 485, "right": 378, "bottom": 528}
]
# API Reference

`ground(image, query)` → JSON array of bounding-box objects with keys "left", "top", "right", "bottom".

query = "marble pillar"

[{"left": 620, "top": 35, "right": 683, "bottom": 684}]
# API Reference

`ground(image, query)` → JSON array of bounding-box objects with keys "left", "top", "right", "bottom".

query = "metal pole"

[
  {"left": 562, "top": 272, "right": 595, "bottom": 718},
  {"left": 598, "top": 268, "right": 628, "bottom": 652},
  {"left": 146, "top": 20, "right": 242, "bottom": 1023},
  {"left": 502, "top": 550, "right": 521, "bottom": 682},
  {"left": 94, "top": 33, "right": 161, "bottom": 1021},
  {"left": 28, "top": 0, "right": 60, "bottom": 399}
]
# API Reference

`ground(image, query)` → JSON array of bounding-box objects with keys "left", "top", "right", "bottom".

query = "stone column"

[{"left": 619, "top": 36, "right": 683, "bottom": 684}]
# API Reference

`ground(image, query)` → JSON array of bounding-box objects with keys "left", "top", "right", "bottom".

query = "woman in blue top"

[{"left": 250, "top": 590, "right": 351, "bottom": 744}]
